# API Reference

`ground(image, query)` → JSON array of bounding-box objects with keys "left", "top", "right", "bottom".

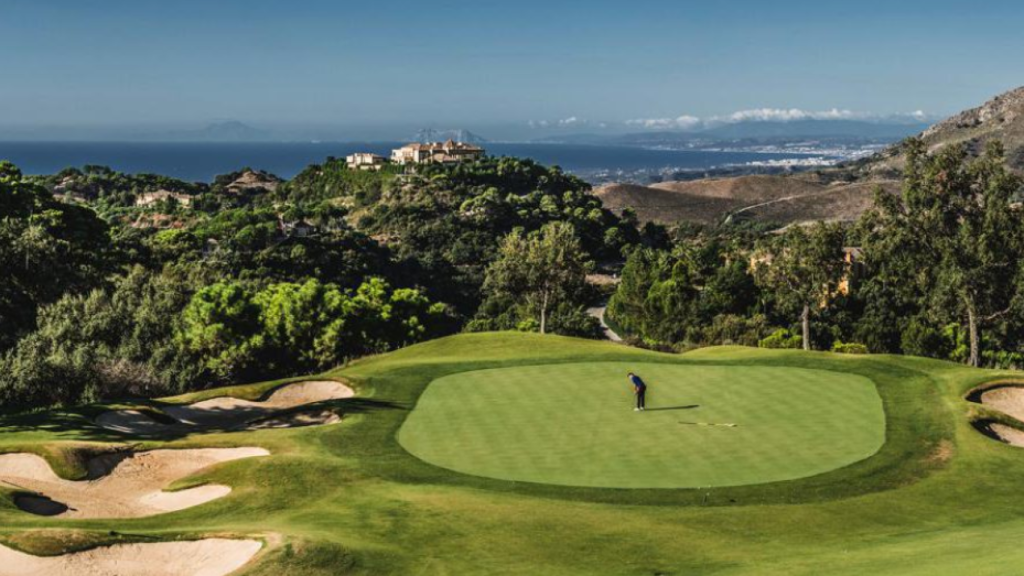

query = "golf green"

[{"left": 399, "top": 362, "right": 886, "bottom": 488}]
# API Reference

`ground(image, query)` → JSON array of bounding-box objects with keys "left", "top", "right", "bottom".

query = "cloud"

[
  {"left": 711, "top": 108, "right": 936, "bottom": 124},
  {"left": 624, "top": 109, "right": 867, "bottom": 129},
  {"left": 625, "top": 115, "right": 702, "bottom": 130},
  {"left": 529, "top": 116, "right": 590, "bottom": 128},
  {"left": 715, "top": 108, "right": 862, "bottom": 123},
  {"left": 531, "top": 107, "right": 934, "bottom": 131}
]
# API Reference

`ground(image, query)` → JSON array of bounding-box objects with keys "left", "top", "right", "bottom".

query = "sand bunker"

[
  {"left": 988, "top": 423, "right": 1024, "bottom": 447},
  {"left": 0, "top": 447, "right": 268, "bottom": 518},
  {"left": 0, "top": 538, "right": 261, "bottom": 576},
  {"left": 978, "top": 386, "right": 1024, "bottom": 422},
  {"left": 968, "top": 384, "right": 1024, "bottom": 447},
  {"left": 97, "top": 380, "right": 353, "bottom": 435}
]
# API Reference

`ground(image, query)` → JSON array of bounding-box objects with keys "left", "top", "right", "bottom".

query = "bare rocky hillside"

[{"left": 858, "top": 85, "right": 1024, "bottom": 175}]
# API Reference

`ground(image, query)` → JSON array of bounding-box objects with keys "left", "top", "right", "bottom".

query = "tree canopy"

[
  {"left": 752, "top": 223, "right": 846, "bottom": 351},
  {"left": 481, "top": 222, "right": 593, "bottom": 335},
  {"left": 859, "top": 140, "right": 1024, "bottom": 366}
]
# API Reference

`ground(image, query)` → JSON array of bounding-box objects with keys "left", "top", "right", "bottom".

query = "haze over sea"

[{"left": 0, "top": 141, "right": 817, "bottom": 183}]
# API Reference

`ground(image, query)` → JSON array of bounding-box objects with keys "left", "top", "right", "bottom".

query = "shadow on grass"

[
  {"left": 0, "top": 398, "right": 405, "bottom": 443},
  {"left": 0, "top": 410, "right": 117, "bottom": 443},
  {"left": 111, "top": 397, "right": 406, "bottom": 440},
  {"left": 644, "top": 405, "right": 700, "bottom": 412}
]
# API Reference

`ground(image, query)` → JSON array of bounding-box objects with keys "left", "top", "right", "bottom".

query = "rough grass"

[{"left": 0, "top": 333, "right": 1022, "bottom": 575}]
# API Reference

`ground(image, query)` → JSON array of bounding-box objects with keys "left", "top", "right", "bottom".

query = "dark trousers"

[{"left": 636, "top": 389, "right": 646, "bottom": 409}]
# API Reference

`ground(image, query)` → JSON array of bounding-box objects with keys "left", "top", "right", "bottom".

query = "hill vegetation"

[
  {"left": 0, "top": 157, "right": 648, "bottom": 408},
  {"left": 607, "top": 140, "right": 1024, "bottom": 369}
]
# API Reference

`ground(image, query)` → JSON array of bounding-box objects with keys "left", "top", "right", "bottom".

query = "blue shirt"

[{"left": 630, "top": 375, "right": 647, "bottom": 390}]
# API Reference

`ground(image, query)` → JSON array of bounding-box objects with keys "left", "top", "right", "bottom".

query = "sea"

[{"left": 0, "top": 141, "right": 822, "bottom": 184}]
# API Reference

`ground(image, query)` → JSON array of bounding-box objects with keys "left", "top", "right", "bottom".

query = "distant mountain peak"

[
  {"left": 197, "top": 121, "right": 269, "bottom": 141},
  {"left": 413, "top": 128, "right": 487, "bottom": 143},
  {"left": 207, "top": 120, "right": 252, "bottom": 129}
]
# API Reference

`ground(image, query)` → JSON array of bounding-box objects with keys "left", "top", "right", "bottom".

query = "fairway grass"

[
  {"left": 4, "top": 332, "right": 1024, "bottom": 575},
  {"left": 400, "top": 363, "right": 884, "bottom": 487}
]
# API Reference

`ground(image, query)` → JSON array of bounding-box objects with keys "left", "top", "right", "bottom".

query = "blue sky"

[{"left": 2, "top": 0, "right": 1023, "bottom": 137}]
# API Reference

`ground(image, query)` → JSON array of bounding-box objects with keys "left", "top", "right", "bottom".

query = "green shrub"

[
  {"left": 703, "top": 314, "right": 770, "bottom": 347},
  {"left": 983, "top": 350, "right": 1024, "bottom": 370},
  {"left": 832, "top": 341, "right": 870, "bottom": 354},
  {"left": 901, "top": 317, "right": 949, "bottom": 359},
  {"left": 515, "top": 318, "right": 541, "bottom": 333},
  {"left": 758, "top": 329, "right": 803, "bottom": 349}
]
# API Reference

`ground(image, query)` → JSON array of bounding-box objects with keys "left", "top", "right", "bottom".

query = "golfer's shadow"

[{"left": 644, "top": 404, "right": 699, "bottom": 412}]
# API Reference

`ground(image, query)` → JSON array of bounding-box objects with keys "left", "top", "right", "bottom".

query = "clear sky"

[{"left": 2, "top": 0, "right": 1023, "bottom": 137}]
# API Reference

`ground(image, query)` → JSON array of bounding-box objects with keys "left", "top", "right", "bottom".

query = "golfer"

[{"left": 628, "top": 372, "right": 647, "bottom": 411}]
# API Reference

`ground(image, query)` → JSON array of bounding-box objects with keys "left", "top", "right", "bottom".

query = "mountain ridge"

[{"left": 855, "top": 85, "right": 1024, "bottom": 175}]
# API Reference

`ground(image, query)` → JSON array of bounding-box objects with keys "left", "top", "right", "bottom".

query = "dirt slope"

[{"left": 594, "top": 175, "right": 897, "bottom": 226}]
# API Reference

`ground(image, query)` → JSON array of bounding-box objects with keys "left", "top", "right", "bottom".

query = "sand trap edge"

[
  {"left": 0, "top": 538, "right": 263, "bottom": 576},
  {"left": 1, "top": 447, "right": 270, "bottom": 519},
  {"left": 95, "top": 379, "right": 355, "bottom": 435}
]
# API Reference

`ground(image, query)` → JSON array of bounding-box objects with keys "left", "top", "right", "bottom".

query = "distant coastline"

[{"left": 0, "top": 141, "right": 824, "bottom": 184}]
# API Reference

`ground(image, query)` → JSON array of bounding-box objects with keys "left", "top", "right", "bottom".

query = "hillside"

[
  {"left": 596, "top": 86, "right": 1024, "bottom": 226},
  {"left": 858, "top": 85, "right": 1024, "bottom": 175},
  {"left": 594, "top": 174, "right": 898, "bottom": 226}
]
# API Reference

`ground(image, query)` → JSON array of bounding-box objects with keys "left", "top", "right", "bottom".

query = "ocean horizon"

[{"left": 0, "top": 141, "right": 820, "bottom": 183}]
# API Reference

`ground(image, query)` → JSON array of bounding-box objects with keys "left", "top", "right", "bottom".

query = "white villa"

[
  {"left": 390, "top": 139, "right": 485, "bottom": 165},
  {"left": 346, "top": 153, "right": 388, "bottom": 171},
  {"left": 135, "top": 189, "right": 193, "bottom": 208}
]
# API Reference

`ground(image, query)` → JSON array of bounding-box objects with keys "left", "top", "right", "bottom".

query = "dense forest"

[
  {"left": 2, "top": 139, "right": 1023, "bottom": 409},
  {"left": 0, "top": 157, "right": 647, "bottom": 407}
]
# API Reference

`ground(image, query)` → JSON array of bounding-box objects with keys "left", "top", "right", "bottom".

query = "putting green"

[{"left": 399, "top": 362, "right": 886, "bottom": 488}]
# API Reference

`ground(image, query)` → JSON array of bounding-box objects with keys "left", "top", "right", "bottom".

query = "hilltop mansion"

[{"left": 347, "top": 139, "right": 485, "bottom": 170}]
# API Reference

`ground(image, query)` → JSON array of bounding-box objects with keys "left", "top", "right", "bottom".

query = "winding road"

[{"left": 586, "top": 305, "right": 623, "bottom": 342}]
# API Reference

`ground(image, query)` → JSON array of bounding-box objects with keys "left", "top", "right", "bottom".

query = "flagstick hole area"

[{"left": 399, "top": 362, "right": 885, "bottom": 488}]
